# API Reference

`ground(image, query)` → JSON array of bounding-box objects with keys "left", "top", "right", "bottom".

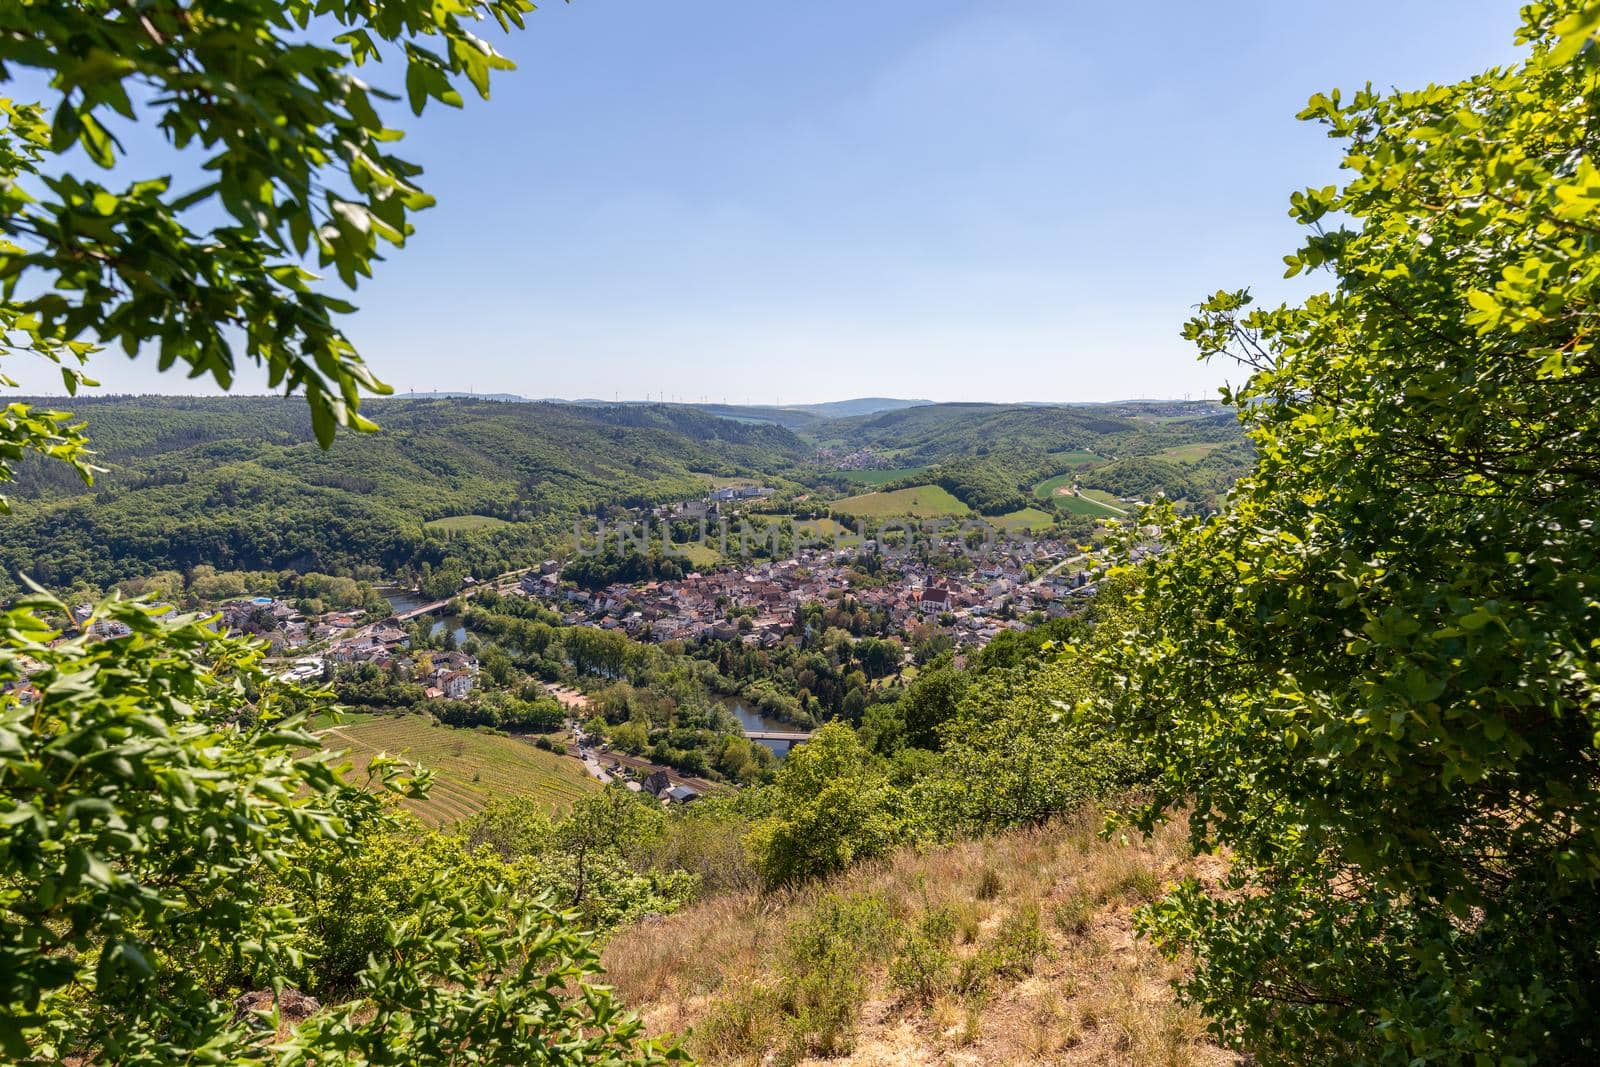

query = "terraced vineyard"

[{"left": 321, "top": 715, "right": 599, "bottom": 826}]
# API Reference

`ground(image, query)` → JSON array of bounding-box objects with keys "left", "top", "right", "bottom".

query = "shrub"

[
  {"left": 775, "top": 894, "right": 896, "bottom": 1061},
  {"left": 744, "top": 723, "right": 909, "bottom": 886},
  {"left": 889, "top": 907, "right": 958, "bottom": 1006},
  {"left": 1105, "top": 5, "right": 1600, "bottom": 1059}
]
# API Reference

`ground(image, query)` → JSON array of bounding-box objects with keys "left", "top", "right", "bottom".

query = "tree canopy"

[
  {"left": 1105, "top": 3, "right": 1600, "bottom": 1060},
  {"left": 0, "top": 2, "right": 680, "bottom": 1062},
  {"left": 0, "top": 0, "right": 538, "bottom": 460}
]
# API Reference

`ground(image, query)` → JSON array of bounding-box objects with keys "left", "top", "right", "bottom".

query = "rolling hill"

[
  {"left": 0, "top": 397, "right": 809, "bottom": 594},
  {"left": 0, "top": 396, "right": 1249, "bottom": 595}
]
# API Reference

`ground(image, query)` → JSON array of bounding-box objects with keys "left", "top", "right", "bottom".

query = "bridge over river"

[
  {"left": 742, "top": 730, "right": 813, "bottom": 743},
  {"left": 390, "top": 599, "right": 451, "bottom": 621}
]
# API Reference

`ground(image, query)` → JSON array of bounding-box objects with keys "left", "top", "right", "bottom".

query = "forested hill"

[
  {"left": 806, "top": 401, "right": 1250, "bottom": 514},
  {"left": 1, "top": 397, "right": 806, "bottom": 594},
  {"left": 809, "top": 400, "right": 1237, "bottom": 461},
  {"left": 0, "top": 395, "right": 1248, "bottom": 595}
]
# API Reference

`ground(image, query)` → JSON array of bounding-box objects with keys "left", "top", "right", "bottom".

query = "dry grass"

[{"left": 601, "top": 810, "right": 1238, "bottom": 1066}]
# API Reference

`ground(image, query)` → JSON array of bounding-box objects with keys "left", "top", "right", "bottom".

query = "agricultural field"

[
  {"left": 790, "top": 515, "right": 854, "bottom": 541},
  {"left": 672, "top": 541, "right": 722, "bottom": 569},
  {"left": 829, "top": 485, "right": 971, "bottom": 519},
  {"left": 837, "top": 466, "right": 929, "bottom": 486},
  {"left": 1032, "top": 472, "right": 1076, "bottom": 500},
  {"left": 1055, "top": 493, "right": 1126, "bottom": 519},
  {"left": 1157, "top": 442, "right": 1224, "bottom": 463},
  {"left": 423, "top": 514, "right": 513, "bottom": 534},
  {"left": 1045, "top": 449, "right": 1100, "bottom": 468},
  {"left": 320, "top": 715, "right": 599, "bottom": 826},
  {"left": 987, "top": 506, "right": 1056, "bottom": 531},
  {"left": 1078, "top": 488, "right": 1127, "bottom": 509}
]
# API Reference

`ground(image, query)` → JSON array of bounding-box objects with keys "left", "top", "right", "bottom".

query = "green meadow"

[
  {"left": 830, "top": 485, "right": 972, "bottom": 519},
  {"left": 423, "top": 514, "right": 513, "bottom": 534}
]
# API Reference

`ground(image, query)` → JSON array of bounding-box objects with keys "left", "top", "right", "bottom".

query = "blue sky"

[{"left": 19, "top": 0, "right": 1521, "bottom": 404}]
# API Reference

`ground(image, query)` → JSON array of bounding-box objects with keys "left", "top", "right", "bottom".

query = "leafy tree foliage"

[
  {"left": 0, "top": 396, "right": 805, "bottom": 597},
  {"left": 0, "top": 1, "right": 680, "bottom": 1061},
  {"left": 744, "top": 723, "right": 908, "bottom": 887},
  {"left": 1105, "top": 5, "right": 1600, "bottom": 1060},
  {"left": 894, "top": 658, "right": 969, "bottom": 751},
  {"left": 927, "top": 458, "right": 1032, "bottom": 515},
  {"left": 1077, "top": 455, "right": 1201, "bottom": 505},
  {"left": 918, "top": 654, "right": 1140, "bottom": 838},
  {"left": 564, "top": 541, "right": 689, "bottom": 591},
  {"left": 0, "top": 594, "right": 676, "bottom": 1063}
]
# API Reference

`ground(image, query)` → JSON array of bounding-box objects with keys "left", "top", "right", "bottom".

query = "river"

[
  {"left": 723, "top": 696, "right": 799, "bottom": 756},
  {"left": 384, "top": 589, "right": 777, "bottom": 745},
  {"left": 380, "top": 587, "right": 467, "bottom": 646}
]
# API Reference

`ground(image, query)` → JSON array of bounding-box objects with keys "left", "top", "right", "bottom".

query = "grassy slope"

[
  {"left": 838, "top": 466, "right": 931, "bottom": 486},
  {"left": 1056, "top": 494, "right": 1126, "bottom": 519},
  {"left": 989, "top": 506, "right": 1055, "bottom": 531},
  {"left": 674, "top": 542, "right": 723, "bottom": 569},
  {"left": 322, "top": 715, "right": 599, "bottom": 827},
  {"left": 771, "top": 515, "right": 853, "bottom": 543},
  {"left": 603, "top": 811, "right": 1236, "bottom": 1066},
  {"left": 424, "top": 515, "right": 514, "bottom": 533},
  {"left": 1155, "top": 442, "right": 1223, "bottom": 463},
  {"left": 831, "top": 485, "right": 971, "bottom": 519},
  {"left": 1032, "top": 473, "right": 1077, "bottom": 500}
]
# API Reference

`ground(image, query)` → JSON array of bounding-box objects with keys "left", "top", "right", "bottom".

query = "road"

[{"left": 1029, "top": 552, "right": 1088, "bottom": 589}]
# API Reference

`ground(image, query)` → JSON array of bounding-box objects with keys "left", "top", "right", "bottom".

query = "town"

[{"left": 523, "top": 530, "right": 1095, "bottom": 649}]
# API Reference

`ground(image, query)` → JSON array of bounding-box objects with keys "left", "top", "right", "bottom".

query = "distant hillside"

[
  {"left": 0, "top": 395, "right": 1250, "bottom": 594},
  {"left": 809, "top": 402, "right": 1249, "bottom": 513},
  {"left": 393, "top": 391, "right": 529, "bottom": 402},
  {"left": 686, "top": 398, "right": 932, "bottom": 430},
  {"left": 685, "top": 404, "right": 825, "bottom": 430},
  {"left": 0, "top": 397, "right": 807, "bottom": 594},
  {"left": 814, "top": 403, "right": 1138, "bottom": 462},
  {"left": 786, "top": 397, "right": 932, "bottom": 419}
]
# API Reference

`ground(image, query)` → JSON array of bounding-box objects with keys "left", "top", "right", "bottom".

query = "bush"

[
  {"left": 744, "top": 724, "right": 909, "bottom": 886},
  {"left": 0, "top": 595, "right": 674, "bottom": 1063},
  {"left": 889, "top": 907, "right": 959, "bottom": 1006},
  {"left": 1105, "top": 7, "right": 1600, "bottom": 1060},
  {"left": 776, "top": 894, "right": 896, "bottom": 1061}
]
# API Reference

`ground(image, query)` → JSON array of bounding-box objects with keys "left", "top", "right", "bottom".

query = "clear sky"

[{"left": 17, "top": 0, "right": 1523, "bottom": 404}]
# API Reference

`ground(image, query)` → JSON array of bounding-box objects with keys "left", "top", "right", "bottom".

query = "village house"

[
  {"left": 439, "top": 669, "right": 474, "bottom": 700},
  {"left": 511, "top": 529, "right": 1084, "bottom": 655}
]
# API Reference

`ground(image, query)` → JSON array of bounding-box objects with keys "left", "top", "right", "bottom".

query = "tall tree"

[
  {"left": 1105, "top": 3, "right": 1600, "bottom": 1061},
  {"left": 0, "top": 2, "right": 678, "bottom": 1062}
]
